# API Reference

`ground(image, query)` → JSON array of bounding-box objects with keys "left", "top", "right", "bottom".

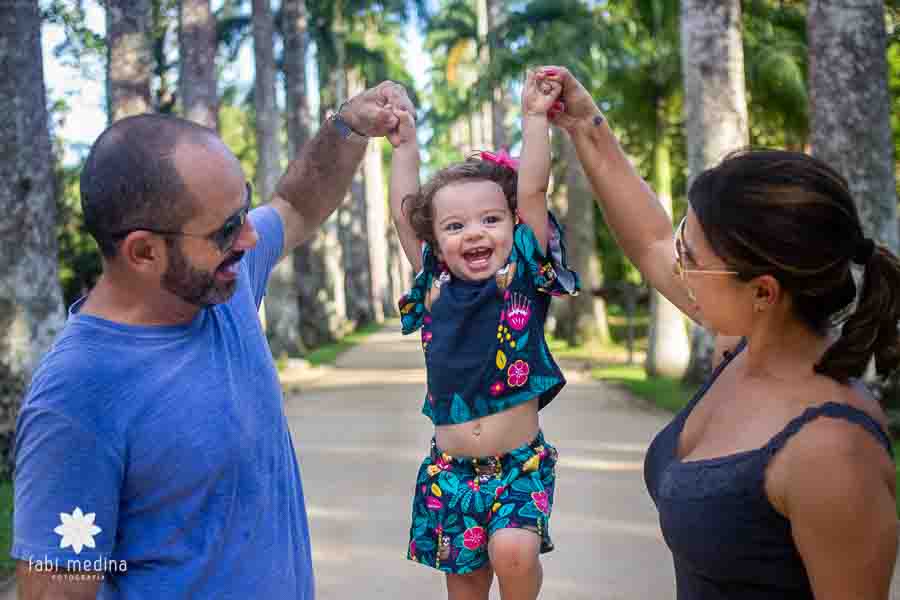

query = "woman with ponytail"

[{"left": 541, "top": 65, "right": 899, "bottom": 599}]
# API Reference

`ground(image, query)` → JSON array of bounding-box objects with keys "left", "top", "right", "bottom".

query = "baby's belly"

[{"left": 435, "top": 398, "right": 540, "bottom": 457}]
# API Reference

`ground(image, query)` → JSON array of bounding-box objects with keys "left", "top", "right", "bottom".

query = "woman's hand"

[{"left": 536, "top": 66, "right": 603, "bottom": 133}]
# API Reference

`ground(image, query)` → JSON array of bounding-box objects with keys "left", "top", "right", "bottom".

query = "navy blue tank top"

[{"left": 644, "top": 339, "right": 893, "bottom": 599}]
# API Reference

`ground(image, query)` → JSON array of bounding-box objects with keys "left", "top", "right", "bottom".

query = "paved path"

[{"left": 287, "top": 327, "right": 676, "bottom": 599}]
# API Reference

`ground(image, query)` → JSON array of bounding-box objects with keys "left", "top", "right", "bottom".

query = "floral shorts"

[{"left": 406, "top": 431, "right": 559, "bottom": 574}]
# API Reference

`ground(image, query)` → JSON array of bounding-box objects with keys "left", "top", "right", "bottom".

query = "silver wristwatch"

[{"left": 331, "top": 105, "right": 368, "bottom": 143}]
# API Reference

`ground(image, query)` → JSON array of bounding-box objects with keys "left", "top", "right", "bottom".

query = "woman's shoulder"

[{"left": 776, "top": 378, "right": 893, "bottom": 489}]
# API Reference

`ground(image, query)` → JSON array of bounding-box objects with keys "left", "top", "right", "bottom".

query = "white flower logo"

[{"left": 54, "top": 507, "right": 102, "bottom": 555}]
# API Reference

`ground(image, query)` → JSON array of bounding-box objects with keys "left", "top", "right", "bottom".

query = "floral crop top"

[{"left": 398, "top": 213, "right": 580, "bottom": 426}]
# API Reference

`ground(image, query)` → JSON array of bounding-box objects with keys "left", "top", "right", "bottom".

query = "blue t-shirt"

[
  {"left": 12, "top": 207, "right": 314, "bottom": 599},
  {"left": 398, "top": 213, "right": 580, "bottom": 425}
]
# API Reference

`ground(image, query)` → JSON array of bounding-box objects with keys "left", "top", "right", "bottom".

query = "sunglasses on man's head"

[{"left": 110, "top": 182, "right": 253, "bottom": 253}]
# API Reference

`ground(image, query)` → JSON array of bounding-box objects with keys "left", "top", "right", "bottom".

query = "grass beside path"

[
  {"left": 0, "top": 479, "right": 13, "bottom": 578},
  {"left": 592, "top": 364, "right": 697, "bottom": 413},
  {"left": 295, "top": 323, "right": 384, "bottom": 367}
]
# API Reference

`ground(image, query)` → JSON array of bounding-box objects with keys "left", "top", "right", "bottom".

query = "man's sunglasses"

[{"left": 110, "top": 183, "right": 252, "bottom": 253}]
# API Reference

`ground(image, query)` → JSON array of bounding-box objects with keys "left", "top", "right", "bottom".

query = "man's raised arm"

[{"left": 269, "top": 81, "right": 414, "bottom": 256}]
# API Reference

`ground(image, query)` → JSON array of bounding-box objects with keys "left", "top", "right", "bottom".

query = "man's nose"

[{"left": 233, "top": 218, "right": 258, "bottom": 251}]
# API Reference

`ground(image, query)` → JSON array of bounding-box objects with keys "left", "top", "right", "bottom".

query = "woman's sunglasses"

[{"left": 673, "top": 216, "right": 737, "bottom": 302}]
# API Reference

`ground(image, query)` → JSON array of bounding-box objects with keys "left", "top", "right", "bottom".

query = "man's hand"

[
  {"left": 536, "top": 66, "right": 603, "bottom": 133},
  {"left": 340, "top": 81, "right": 414, "bottom": 138}
]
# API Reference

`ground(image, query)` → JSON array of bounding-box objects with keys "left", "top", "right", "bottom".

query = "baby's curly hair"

[{"left": 403, "top": 156, "right": 518, "bottom": 248}]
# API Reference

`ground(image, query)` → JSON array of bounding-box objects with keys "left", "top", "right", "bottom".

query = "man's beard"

[{"left": 161, "top": 241, "right": 238, "bottom": 307}]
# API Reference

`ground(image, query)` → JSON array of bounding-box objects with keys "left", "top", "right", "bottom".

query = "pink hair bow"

[{"left": 480, "top": 149, "right": 520, "bottom": 171}]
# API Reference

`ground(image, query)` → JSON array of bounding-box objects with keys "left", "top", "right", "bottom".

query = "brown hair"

[
  {"left": 690, "top": 149, "right": 900, "bottom": 384},
  {"left": 403, "top": 156, "right": 518, "bottom": 248}
]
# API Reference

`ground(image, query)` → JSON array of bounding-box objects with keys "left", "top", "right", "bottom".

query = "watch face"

[{"left": 333, "top": 114, "right": 353, "bottom": 138}]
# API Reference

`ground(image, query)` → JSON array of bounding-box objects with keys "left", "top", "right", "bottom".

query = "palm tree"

[
  {"left": 680, "top": 0, "right": 749, "bottom": 382},
  {"left": 0, "top": 0, "right": 66, "bottom": 432},
  {"left": 254, "top": 0, "right": 301, "bottom": 356},
  {"left": 179, "top": 0, "right": 218, "bottom": 129},
  {"left": 106, "top": 0, "right": 153, "bottom": 121},
  {"left": 808, "top": 0, "right": 898, "bottom": 252},
  {"left": 486, "top": 0, "right": 510, "bottom": 150}
]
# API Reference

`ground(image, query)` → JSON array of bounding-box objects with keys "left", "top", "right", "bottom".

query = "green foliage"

[
  {"left": 56, "top": 164, "right": 102, "bottom": 308},
  {"left": 0, "top": 479, "right": 13, "bottom": 579},
  {"left": 219, "top": 97, "right": 259, "bottom": 188},
  {"left": 42, "top": 0, "right": 106, "bottom": 75},
  {"left": 743, "top": 0, "right": 809, "bottom": 148}
]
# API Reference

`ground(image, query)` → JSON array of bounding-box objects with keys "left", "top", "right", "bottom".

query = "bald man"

[{"left": 12, "top": 82, "right": 413, "bottom": 599}]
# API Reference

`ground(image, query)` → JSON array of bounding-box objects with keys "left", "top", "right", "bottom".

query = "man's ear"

[{"left": 118, "top": 232, "right": 166, "bottom": 274}]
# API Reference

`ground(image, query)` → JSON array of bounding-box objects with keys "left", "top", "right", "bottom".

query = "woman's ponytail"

[{"left": 815, "top": 245, "right": 900, "bottom": 383}]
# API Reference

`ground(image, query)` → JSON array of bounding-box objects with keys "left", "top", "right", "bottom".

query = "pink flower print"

[
  {"left": 422, "top": 330, "right": 433, "bottom": 343},
  {"left": 463, "top": 526, "right": 486, "bottom": 550},
  {"left": 490, "top": 381, "right": 506, "bottom": 396},
  {"left": 494, "top": 485, "right": 506, "bottom": 498},
  {"left": 409, "top": 539, "right": 416, "bottom": 558},
  {"left": 504, "top": 290, "right": 511, "bottom": 301},
  {"left": 505, "top": 293, "right": 532, "bottom": 331},
  {"left": 507, "top": 360, "right": 530, "bottom": 388},
  {"left": 426, "top": 496, "right": 443, "bottom": 511},
  {"left": 424, "top": 315, "right": 432, "bottom": 324},
  {"left": 531, "top": 491, "right": 550, "bottom": 515},
  {"left": 467, "top": 480, "right": 480, "bottom": 492}
]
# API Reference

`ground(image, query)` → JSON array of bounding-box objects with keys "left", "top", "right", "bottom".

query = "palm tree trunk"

[
  {"left": 254, "top": 0, "right": 300, "bottom": 357},
  {"left": 178, "top": 0, "right": 218, "bottom": 129},
  {"left": 341, "top": 70, "right": 376, "bottom": 326},
  {"left": 680, "top": 0, "right": 749, "bottom": 384},
  {"left": 106, "top": 0, "right": 153, "bottom": 122},
  {"left": 474, "top": 0, "right": 492, "bottom": 149},
  {"left": 554, "top": 135, "right": 610, "bottom": 345},
  {"left": 486, "top": 0, "right": 509, "bottom": 150},
  {"left": 364, "top": 137, "right": 389, "bottom": 322},
  {"left": 283, "top": 0, "right": 311, "bottom": 160},
  {"left": 645, "top": 102, "right": 690, "bottom": 377},
  {"left": 279, "top": 0, "right": 314, "bottom": 354},
  {"left": 0, "top": 0, "right": 66, "bottom": 436},
  {"left": 808, "top": 0, "right": 897, "bottom": 252},
  {"left": 292, "top": 38, "right": 348, "bottom": 348}
]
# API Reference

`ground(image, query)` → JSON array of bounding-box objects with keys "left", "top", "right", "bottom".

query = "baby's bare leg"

[
  {"left": 446, "top": 565, "right": 494, "bottom": 600},
  {"left": 489, "top": 528, "right": 543, "bottom": 600}
]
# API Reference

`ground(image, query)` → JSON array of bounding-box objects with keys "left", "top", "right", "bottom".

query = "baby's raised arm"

[
  {"left": 388, "top": 108, "right": 423, "bottom": 272},
  {"left": 518, "top": 69, "right": 562, "bottom": 253}
]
